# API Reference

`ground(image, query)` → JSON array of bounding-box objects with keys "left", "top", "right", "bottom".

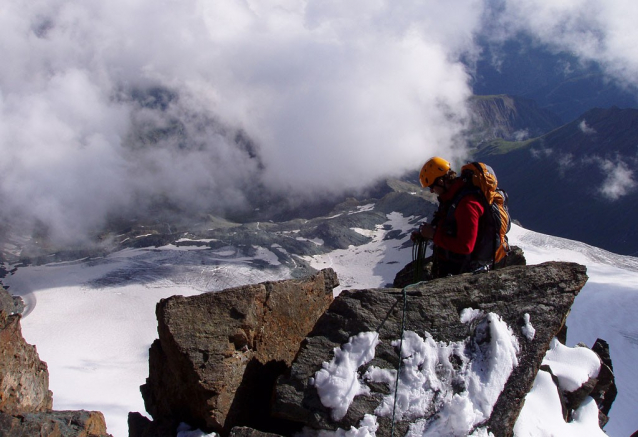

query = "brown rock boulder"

[{"left": 139, "top": 268, "right": 338, "bottom": 435}]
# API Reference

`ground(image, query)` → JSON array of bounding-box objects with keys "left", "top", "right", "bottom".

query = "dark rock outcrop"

[
  {"left": 587, "top": 339, "right": 617, "bottom": 427},
  {"left": 0, "top": 286, "right": 112, "bottom": 436},
  {"left": 590, "top": 339, "right": 617, "bottom": 417},
  {"left": 273, "top": 262, "right": 588, "bottom": 437},
  {"left": 137, "top": 268, "right": 338, "bottom": 435}
]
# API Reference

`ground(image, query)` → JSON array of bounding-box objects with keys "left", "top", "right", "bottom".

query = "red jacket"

[{"left": 433, "top": 179, "right": 485, "bottom": 255}]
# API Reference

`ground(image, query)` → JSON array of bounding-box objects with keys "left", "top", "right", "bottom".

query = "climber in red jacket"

[{"left": 412, "top": 156, "right": 485, "bottom": 277}]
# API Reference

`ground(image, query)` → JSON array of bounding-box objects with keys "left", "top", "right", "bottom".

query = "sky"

[
  {"left": 3, "top": 215, "right": 638, "bottom": 437},
  {"left": 2, "top": 0, "right": 638, "bottom": 245}
]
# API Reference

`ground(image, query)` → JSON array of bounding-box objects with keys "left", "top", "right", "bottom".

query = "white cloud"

[
  {"left": 2, "top": 0, "right": 638, "bottom": 244},
  {"left": 0, "top": 0, "right": 481, "bottom": 244},
  {"left": 598, "top": 158, "right": 637, "bottom": 200},
  {"left": 488, "top": 0, "right": 638, "bottom": 91},
  {"left": 513, "top": 129, "right": 530, "bottom": 141},
  {"left": 530, "top": 147, "right": 554, "bottom": 159},
  {"left": 579, "top": 120, "right": 597, "bottom": 135},
  {"left": 556, "top": 153, "right": 576, "bottom": 177}
]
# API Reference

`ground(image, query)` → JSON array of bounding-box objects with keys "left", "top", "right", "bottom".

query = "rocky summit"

[
  {"left": 128, "top": 260, "right": 618, "bottom": 437},
  {"left": 273, "top": 262, "right": 587, "bottom": 437}
]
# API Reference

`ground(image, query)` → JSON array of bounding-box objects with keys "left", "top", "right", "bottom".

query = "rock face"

[
  {"left": 0, "top": 286, "right": 112, "bottom": 437},
  {"left": 273, "top": 262, "right": 588, "bottom": 437},
  {"left": 139, "top": 268, "right": 338, "bottom": 435},
  {"left": 468, "top": 94, "right": 562, "bottom": 143},
  {"left": 582, "top": 339, "right": 617, "bottom": 427},
  {"left": 0, "top": 290, "right": 52, "bottom": 414}
]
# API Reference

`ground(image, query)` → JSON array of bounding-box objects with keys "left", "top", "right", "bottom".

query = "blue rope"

[{"left": 390, "top": 286, "right": 408, "bottom": 437}]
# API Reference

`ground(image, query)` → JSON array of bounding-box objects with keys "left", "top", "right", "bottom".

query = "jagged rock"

[
  {"left": 590, "top": 339, "right": 617, "bottom": 427},
  {"left": 138, "top": 268, "right": 338, "bottom": 436},
  {"left": 0, "top": 410, "right": 111, "bottom": 436},
  {"left": 273, "top": 262, "right": 588, "bottom": 437},
  {"left": 0, "top": 287, "right": 52, "bottom": 414}
]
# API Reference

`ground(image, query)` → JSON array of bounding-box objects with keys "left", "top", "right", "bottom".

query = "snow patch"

[
  {"left": 314, "top": 312, "right": 519, "bottom": 436},
  {"left": 296, "top": 236, "right": 325, "bottom": 246},
  {"left": 460, "top": 308, "right": 484, "bottom": 324},
  {"left": 521, "top": 313, "right": 536, "bottom": 341},
  {"left": 349, "top": 204, "right": 375, "bottom": 214},
  {"left": 542, "top": 338, "right": 600, "bottom": 392},
  {"left": 312, "top": 332, "right": 380, "bottom": 421}
]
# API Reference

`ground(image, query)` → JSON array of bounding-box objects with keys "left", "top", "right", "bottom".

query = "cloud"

[
  {"left": 485, "top": 0, "right": 638, "bottom": 91},
  {"left": 2, "top": 0, "right": 638, "bottom": 245},
  {"left": 530, "top": 147, "right": 553, "bottom": 159},
  {"left": 598, "top": 158, "right": 637, "bottom": 200},
  {"left": 579, "top": 120, "right": 597, "bottom": 135},
  {"left": 513, "top": 129, "right": 530, "bottom": 141},
  {"left": 556, "top": 153, "right": 575, "bottom": 177},
  {"left": 0, "top": 0, "right": 483, "bottom": 244}
]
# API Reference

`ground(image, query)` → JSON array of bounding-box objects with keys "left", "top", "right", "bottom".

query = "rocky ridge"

[{"left": 131, "top": 261, "right": 618, "bottom": 437}]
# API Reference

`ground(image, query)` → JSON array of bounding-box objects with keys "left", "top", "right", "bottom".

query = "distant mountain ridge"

[
  {"left": 468, "top": 94, "right": 563, "bottom": 144},
  {"left": 476, "top": 106, "right": 638, "bottom": 256}
]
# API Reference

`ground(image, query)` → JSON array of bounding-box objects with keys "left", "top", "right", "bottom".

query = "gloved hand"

[{"left": 411, "top": 223, "right": 435, "bottom": 241}]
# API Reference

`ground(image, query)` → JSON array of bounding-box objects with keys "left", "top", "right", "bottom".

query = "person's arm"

[{"left": 433, "top": 196, "right": 484, "bottom": 254}]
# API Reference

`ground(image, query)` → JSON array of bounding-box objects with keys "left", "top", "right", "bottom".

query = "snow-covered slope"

[{"left": 2, "top": 219, "right": 637, "bottom": 437}]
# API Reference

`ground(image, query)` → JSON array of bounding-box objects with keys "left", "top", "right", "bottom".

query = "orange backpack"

[{"left": 458, "top": 162, "right": 511, "bottom": 266}]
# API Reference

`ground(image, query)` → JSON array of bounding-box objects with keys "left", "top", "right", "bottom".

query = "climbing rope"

[
  {"left": 390, "top": 285, "right": 408, "bottom": 437},
  {"left": 412, "top": 236, "right": 428, "bottom": 283}
]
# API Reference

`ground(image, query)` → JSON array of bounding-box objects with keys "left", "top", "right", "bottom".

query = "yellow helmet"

[{"left": 419, "top": 157, "right": 451, "bottom": 187}]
